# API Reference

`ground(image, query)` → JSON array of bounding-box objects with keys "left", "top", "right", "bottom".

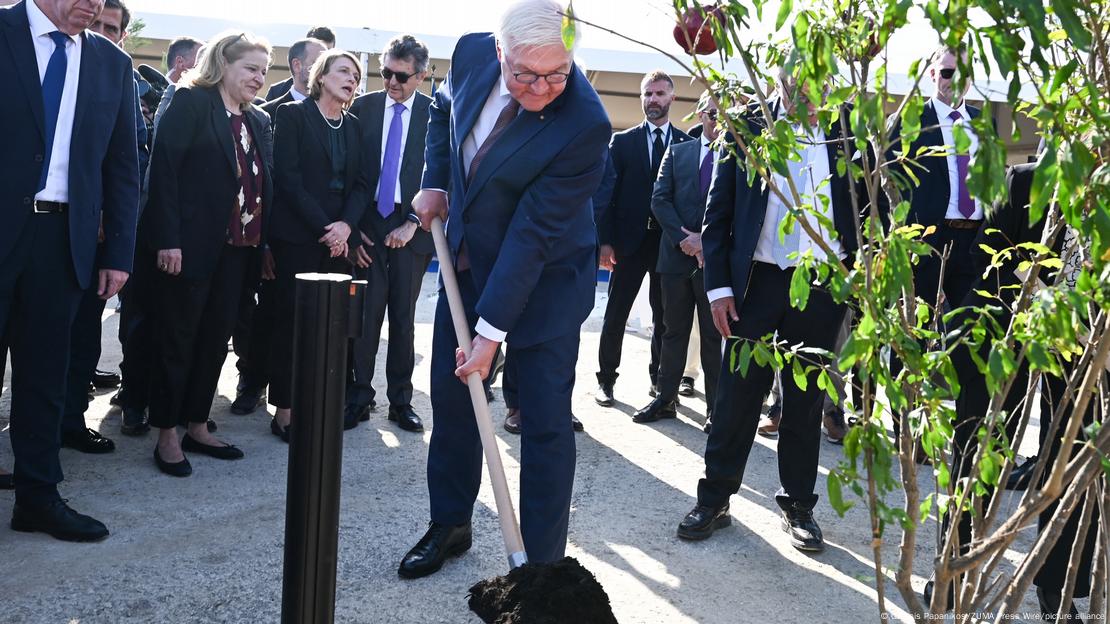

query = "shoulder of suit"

[
  {"left": 613, "top": 125, "right": 642, "bottom": 140},
  {"left": 672, "top": 128, "right": 693, "bottom": 142}
]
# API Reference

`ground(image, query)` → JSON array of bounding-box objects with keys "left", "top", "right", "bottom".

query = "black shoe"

[
  {"left": 632, "top": 397, "right": 677, "bottom": 423},
  {"left": 703, "top": 418, "right": 712, "bottom": 434},
  {"left": 11, "top": 499, "right": 109, "bottom": 542},
  {"left": 922, "top": 575, "right": 955, "bottom": 611},
  {"left": 594, "top": 382, "right": 615, "bottom": 407},
  {"left": 677, "top": 504, "right": 730, "bottom": 540},
  {"left": 230, "top": 386, "right": 265, "bottom": 415},
  {"left": 61, "top": 428, "right": 116, "bottom": 454},
  {"left": 153, "top": 447, "right": 192, "bottom": 477},
  {"left": 571, "top": 413, "right": 584, "bottom": 432},
  {"left": 1037, "top": 586, "right": 1080, "bottom": 622},
  {"left": 678, "top": 377, "right": 695, "bottom": 397},
  {"left": 398, "top": 522, "right": 472, "bottom": 579},
  {"left": 270, "top": 418, "right": 290, "bottom": 443},
  {"left": 781, "top": 504, "right": 824, "bottom": 552},
  {"left": 1006, "top": 455, "right": 1038, "bottom": 491},
  {"left": 388, "top": 405, "right": 424, "bottom": 432},
  {"left": 181, "top": 434, "right": 243, "bottom": 460},
  {"left": 91, "top": 369, "right": 121, "bottom": 389},
  {"left": 109, "top": 390, "right": 124, "bottom": 407},
  {"left": 120, "top": 407, "right": 150, "bottom": 436},
  {"left": 0, "top": 472, "right": 13, "bottom": 490},
  {"left": 504, "top": 408, "right": 521, "bottom": 434},
  {"left": 206, "top": 419, "right": 217, "bottom": 433},
  {"left": 343, "top": 404, "right": 369, "bottom": 431}
]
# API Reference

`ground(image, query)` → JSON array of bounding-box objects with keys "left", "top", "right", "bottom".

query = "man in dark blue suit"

[
  {"left": 401, "top": 0, "right": 610, "bottom": 578},
  {"left": 0, "top": 0, "right": 138, "bottom": 541}
]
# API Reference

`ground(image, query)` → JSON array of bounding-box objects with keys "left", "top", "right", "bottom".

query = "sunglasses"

[
  {"left": 703, "top": 109, "right": 718, "bottom": 120},
  {"left": 381, "top": 67, "right": 416, "bottom": 84},
  {"left": 938, "top": 68, "right": 956, "bottom": 79}
]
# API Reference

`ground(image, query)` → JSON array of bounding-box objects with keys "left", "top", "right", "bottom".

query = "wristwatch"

[{"left": 405, "top": 212, "right": 421, "bottom": 225}]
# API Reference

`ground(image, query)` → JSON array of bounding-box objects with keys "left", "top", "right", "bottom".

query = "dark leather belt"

[
  {"left": 943, "top": 218, "right": 981, "bottom": 230},
  {"left": 33, "top": 200, "right": 68, "bottom": 214}
]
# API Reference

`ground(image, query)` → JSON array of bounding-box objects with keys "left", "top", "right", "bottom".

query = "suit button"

[{"left": 34, "top": 154, "right": 44, "bottom": 163}]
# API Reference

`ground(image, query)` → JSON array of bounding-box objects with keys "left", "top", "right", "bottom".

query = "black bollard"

[{"left": 281, "top": 273, "right": 364, "bottom": 624}]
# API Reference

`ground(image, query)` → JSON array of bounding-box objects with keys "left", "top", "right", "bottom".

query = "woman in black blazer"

[
  {"left": 143, "top": 32, "right": 275, "bottom": 476},
  {"left": 268, "top": 49, "right": 369, "bottom": 440}
]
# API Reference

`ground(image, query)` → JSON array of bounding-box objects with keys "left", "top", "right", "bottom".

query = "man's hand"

[
  {"left": 679, "top": 226, "right": 702, "bottom": 257},
  {"left": 599, "top": 244, "right": 617, "bottom": 271},
  {"left": 413, "top": 189, "right": 448, "bottom": 232},
  {"left": 454, "top": 334, "right": 500, "bottom": 383},
  {"left": 97, "top": 269, "right": 128, "bottom": 300},
  {"left": 157, "top": 248, "right": 182, "bottom": 275},
  {"left": 710, "top": 296, "right": 739, "bottom": 338},
  {"left": 319, "top": 221, "right": 352, "bottom": 255},
  {"left": 328, "top": 241, "right": 349, "bottom": 258},
  {"left": 385, "top": 221, "right": 418, "bottom": 248},
  {"left": 261, "top": 247, "right": 276, "bottom": 280},
  {"left": 348, "top": 231, "right": 375, "bottom": 268}
]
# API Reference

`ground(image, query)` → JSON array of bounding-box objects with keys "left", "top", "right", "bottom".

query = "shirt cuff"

[
  {"left": 424, "top": 188, "right": 448, "bottom": 194},
  {"left": 706, "top": 287, "right": 735, "bottom": 303},
  {"left": 475, "top": 318, "right": 507, "bottom": 342}
]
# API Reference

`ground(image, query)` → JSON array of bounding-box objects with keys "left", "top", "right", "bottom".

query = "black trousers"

[
  {"left": 148, "top": 244, "right": 252, "bottom": 428},
  {"left": 0, "top": 212, "right": 84, "bottom": 506},
  {"left": 347, "top": 244, "right": 430, "bottom": 410},
  {"left": 268, "top": 240, "right": 348, "bottom": 410},
  {"left": 698, "top": 262, "right": 846, "bottom": 511},
  {"left": 915, "top": 223, "right": 981, "bottom": 314},
  {"left": 656, "top": 269, "right": 721, "bottom": 407},
  {"left": 117, "top": 246, "right": 158, "bottom": 410},
  {"left": 598, "top": 230, "right": 665, "bottom": 386},
  {"left": 232, "top": 249, "right": 275, "bottom": 392},
  {"left": 62, "top": 277, "right": 107, "bottom": 434}
]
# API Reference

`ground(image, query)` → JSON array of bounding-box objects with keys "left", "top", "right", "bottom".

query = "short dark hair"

[
  {"left": 305, "top": 26, "right": 336, "bottom": 46},
  {"left": 641, "top": 70, "right": 674, "bottom": 91},
  {"left": 381, "top": 34, "right": 430, "bottom": 74},
  {"left": 288, "top": 38, "right": 325, "bottom": 67},
  {"left": 103, "top": 0, "right": 131, "bottom": 33},
  {"left": 166, "top": 36, "right": 202, "bottom": 69}
]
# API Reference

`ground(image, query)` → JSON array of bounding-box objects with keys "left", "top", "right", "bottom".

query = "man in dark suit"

[
  {"left": 0, "top": 0, "right": 138, "bottom": 541},
  {"left": 594, "top": 70, "right": 691, "bottom": 406},
  {"left": 676, "top": 68, "right": 864, "bottom": 553},
  {"left": 344, "top": 34, "right": 433, "bottom": 432},
  {"left": 400, "top": 0, "right": 610, "bottom": 578},
  {"left": 633, "top": 92, "right": 721, "bottom": 428},
  {"left": 264, "top": 26, "right": 335, "bottom": 102}
]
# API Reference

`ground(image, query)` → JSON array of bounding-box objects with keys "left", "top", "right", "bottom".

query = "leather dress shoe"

[
  {"left": 388, "top": 405, "right": 424, "bottom": 432},
  {"left": 154, "top": 447, "right": 192, "bottom": 477},
  {"left": 181, "top": 434, "right": 244, "bottom": 460},
  {"left": 61, "top": 428, "right": 116, "bottom": 454},
  {"left": 632, "top": 398, "right": 677, "bottom": 423},
  {"left": 11, "top": 499, "right": 109, "bottom": 542},
  {"left": 594, "top": 382, "right": 615, "bottom": 407},
  {"left": 923, "top": 574, "right": 955, "bottom": 611},
  {"left": 504, "top": 408, "right": 521, "bottom": 435},
  {"left": 1006, "top": 455, "right": 1037, "bottom": 491},
  {"left": 230, "top": 386, "right": 266, "bottom": 415},
  {"left": 271, "top": 418, "right": 290, "bottom": 443},
  {"left": 571, "top": 413, "right": 583, "bottom": 432},
  {"left": 484, "top": 385, "right": 496, "bottom": 403},
  {"left": 678, "top": 376, "right": 696, "bottom": 397},
  {"left": 781, "top": 503, "right": 824, "bottom": 552},
  {"left": 0, "top": 471, "right": 13, "bottom": 490},
  {"left": 120, "top": 406, "right": 150, "bottom": 436},
  {"left": 678, "top": 504, "right": 730, "bottom": 540},
  {"left": 343, "top": 404, "right": 370, "bottom": 431},
  {"left": 398, "top": 522, "right": 472, "bottom": 579},
  {"left": 91, "top": 369, "right": 121, "bottom": 389}
]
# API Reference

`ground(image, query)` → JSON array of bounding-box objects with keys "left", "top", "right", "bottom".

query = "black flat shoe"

[
  {"left": 11, "top": 499, "right": 109, "bottom": 542},
  {"left": 61, "top": 428, "right": 116, "bottom": 454},
  {"left": 388, "top": 405, "right": 424, "bottom": 432},
  {"left": 120, "top": 406, "right": 150, "bottom": 436},
  {"left": 153, "top": 447, "right": 192, "bottom": 477},
  {"left": 271, "top": 418, "right": 290, "bottom": 443},
  {"left": 677, "top": 504, "right": 730, "bottom": 540},
  {"left": 398, "top": 522, "right": 472, "bottom": 579},
  {"left": 781, "top": 504, "right": 824, "bottom": 552},
  {"left": 91, "top": 369, "right": 121, "bottom": 389},
  {"left": 230, "top": 387, "right": 266, "bottom": 415},
  {"left": 181, "top": 434, "right": 243, "bottom": 460}
]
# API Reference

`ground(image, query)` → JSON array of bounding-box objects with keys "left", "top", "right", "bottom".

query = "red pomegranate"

[{"left": 673, "top": 5, "right": 723, "bottom": 55}]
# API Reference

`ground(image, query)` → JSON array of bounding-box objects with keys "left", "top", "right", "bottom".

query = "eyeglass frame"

[
  {"left": 381, "top": 67, "right": 418, "bottom": 84},
  {"left": 511, "top": 69, "right": 571, "bottom": 85}
]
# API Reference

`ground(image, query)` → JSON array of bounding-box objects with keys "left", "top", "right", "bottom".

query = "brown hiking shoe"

[
  {"left": 757, "top": 412, "right": 780, "bottom": 438},
  {"left": 822, "top": 412, "right": 847, "bottom": 445}
]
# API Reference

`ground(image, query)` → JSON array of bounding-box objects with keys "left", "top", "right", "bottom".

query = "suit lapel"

[
  {"left": 207, "top": 87, "right": 238, "bottom": 175},
  {"left": 401, "top": 95, "right": 426, "bottom": 172},
  {"left": 4, "top": 2, "right": 46, "bottom": 137},
  {"left": 461, "top": 110, "right": 554, "bottom": 210},
  {"left": 363, "top": 92, "right": 385, "bottom": 182}
]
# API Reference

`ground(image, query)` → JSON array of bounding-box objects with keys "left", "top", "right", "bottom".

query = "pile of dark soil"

[{"left": 467, "top": 557, "right": 618, "bottom": 624}]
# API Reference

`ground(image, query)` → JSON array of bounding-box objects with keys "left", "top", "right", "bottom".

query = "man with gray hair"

[
  {"left": 401, "top": 0, "right": 611, "bottom": 579},
  {"left": 344, "top": 34, "right": 433, "bottom": 433}
]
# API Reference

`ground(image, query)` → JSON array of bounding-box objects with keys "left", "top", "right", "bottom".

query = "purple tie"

[
  {"left": 377, "top": 102, "right": 405, "bottom": 217},
  {"left": 949, "top": 110, "right": 975, "bottom": 218},
  {"left": 699, "top": 148, "right": 713, "bottom": 199}
]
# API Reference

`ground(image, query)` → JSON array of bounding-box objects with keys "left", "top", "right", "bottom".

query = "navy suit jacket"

[
  {"left": 596, "top": 123, "right": 692, "bottom": 257},
  {"left": 0, "top": 1, "right": 139, "bottom": 288},
  {"left": 422, "top": 33, "right": 611, "bottom": 347},
  {"left": 702, "top": 104, "right": 862, "bottom": 305}
]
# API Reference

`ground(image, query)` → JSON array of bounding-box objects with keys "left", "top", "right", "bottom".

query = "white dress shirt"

[
  {"left": 290, "top": 86, "right": 308, "bottom": 102},
  {"left": 375, "top": 89, "right": 418, "bottom": 204},
  {"left": 931, "top": 97, "right": 983, "bottom": 220},
  {"left": 646, "top": 121, "right": 673, "bottom": 165},
  {"left": 28, "top": 0, "right": 82, "bottom": 203},
  {"left": 707, "top": 126, "right": 843, "bottom": 303}
]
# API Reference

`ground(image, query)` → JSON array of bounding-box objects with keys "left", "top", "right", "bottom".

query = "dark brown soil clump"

[{"left": 467, "top": 557, "right": 618, "bottom": 624}]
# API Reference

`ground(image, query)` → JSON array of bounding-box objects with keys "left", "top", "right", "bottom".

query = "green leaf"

[
  {"left": 738, "top": 340, "right": 753, "bottom": 377},
  {"left": 919, "top": 493, "right": 934, "bottom": 523},
  {"left": 827, "top": 472, "right": 853, "bottom": 515},
  {"left": 775, "top": 0, "right": 793, "bottom": 31},
  {"left": 560, "top": 2, "right": 576, "bottom": 51},
  {"left": 1050, "top": 0, "right": 1092, "bottom": 50},
  {"left": 789, "top": 262, "right": 811, "bottom": 310},
  {"left": 791, "top": 357, "right": 809, "bottom": 392}
]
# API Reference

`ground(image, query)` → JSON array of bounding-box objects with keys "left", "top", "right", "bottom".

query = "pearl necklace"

[{"left": 316, "top": 101, "right": 343, "bottom": 130}]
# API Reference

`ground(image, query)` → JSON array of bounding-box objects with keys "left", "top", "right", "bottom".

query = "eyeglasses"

[
  {"left": 512, "top": 70, "right": 571, "bottom": 85},
  {"left": 938, "top": 68, "right": 956, "bottom": 79},
  {"left": 702, "top": 109, "right": 718, "bottom": 120},
  {"left": 381, "top": 67, "right": 416, "bottom": 84}
]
